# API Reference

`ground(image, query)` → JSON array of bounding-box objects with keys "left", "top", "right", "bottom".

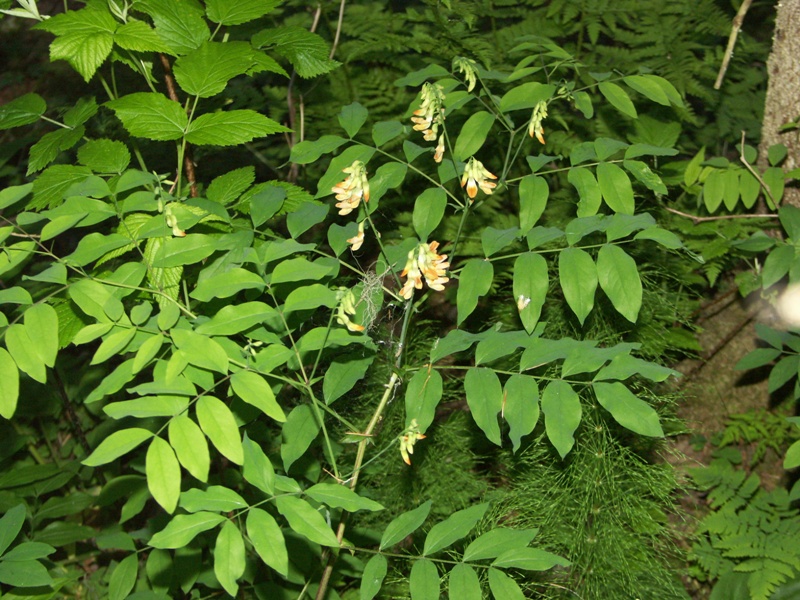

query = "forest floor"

[{"left": 668, "top": 289, "right": 790, "bottom": 598}]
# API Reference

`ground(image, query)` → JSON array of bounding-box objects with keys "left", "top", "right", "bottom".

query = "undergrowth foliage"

[{"left": 0, "top": 0, "right": 785, "bottom": 599}]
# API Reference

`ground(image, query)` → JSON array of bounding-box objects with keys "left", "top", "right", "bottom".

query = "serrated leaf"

[
  {"left": 185, "top": 110, "right": 289, "bottom": 146},
  {"left": 206, "top": 0, "right": 280, "bottom": 25},
  {"left": 275, "top": 495, "right": 339, "bottom": 547},
  {"left": 136, "top": 0, "right": 209, "bottom": 55},
  {"left": 106, "top": 93, "right": 187, "bottom": 141},
  {"left": 0, "top": 93, "right": 46, "bottom": 130},
  {"left": 113, "top": 18, "right": 169, "bottom": 52},
  {"left": 541, "top": 380, "right": 581, "bottom": 459},
  {"left": 253, "top": 25, "right": 340, "bottom": 78},
  {"left": 146, "top": 436, "right": 181, "bottom": 513},
  {"left": 174, "top": 41, "right": 254, "bottom": 98},
  {"left": 28, "top": 126, "right": 84, "bottom": 174},
  {"left": 559, "top": 247, "right": 597, "bottom": 325},
  {"left": 77, "top": 138, "right": 131, "bottom": 174},
  {"left": 380, "top": 501, "right": 432, "bottom": 550},
  {"left": 247, "top": 508, "right": 287, "bottom": 576},
  {"left": 594, "top": 381, "right": 663, "bottom": 437},
  {"left": 464, "top": 368, "right": 503, "bottom": 446}
]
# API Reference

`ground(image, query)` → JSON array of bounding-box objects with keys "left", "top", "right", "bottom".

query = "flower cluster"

[
  {"left": 528, "top": 100, "right": 548, "bottom": 144},
  {"left": 411, "top": 83, "right": 447, "bottom": 163},
  {"left": 453, "top": 56, "right": 478, "bottom": 92},
  {"left": 400, "top": 241, "right": 449, "bottom": 300},
  {"left": 335, "top": 287, "right": 365, "bottom": 333},
  {"left": 460, "top": 157, "right": 497, "bottom": 200},
  {"left": 332, "top": 160, "right": 370, "bottom": 215},
  {"left": 399, "top": 419, "right": 426, "bottom": 465}
]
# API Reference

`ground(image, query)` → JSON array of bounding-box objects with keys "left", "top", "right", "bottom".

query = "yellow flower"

[
  {"left": 528, "top": 100, "right": 548, "bottom": 144},
  {"left": 336, "top": 287, "right": 365, "bottom": 332},
  {"left": 433, "top": 134, "right": 445, "bottom": 164},
  {"left": 411, "top": 83, "right": 446, "bottom": 144},
  {"left": 453, "top": 56, "right": 478, "bottom": 92},
  {"left": 460, "top": 157, "right": 497, "bottom": 200},
  {"left": 347, "top": 220, "right": 366, "bottom": 251},
  {"left": 400, "top": 241, "right": 450, "bottom": 299},
  {"left": 332, "top": 160, "right": 370, "bottom": 215},
  {"left": 399, "top": 419, "right": 426, "bottom": 465}
]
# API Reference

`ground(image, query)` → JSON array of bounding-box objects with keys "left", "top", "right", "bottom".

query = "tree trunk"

[{"left": 760, "top": 0, "right": 800, "bottom": 207}]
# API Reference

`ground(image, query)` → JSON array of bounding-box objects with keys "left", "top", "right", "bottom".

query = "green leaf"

[
  {"left": 360, "top": 554, "right": 388, "bottom": 600},
  {"left": 413, "top": 188, "right": 448, "bottom": 241},
  {"left": 82, "top": 427, "right": 153, "bottom": 467},
  {"left": 448, "top": 563, "right": 482, "bottom": 600},
  {"left": 0, "top": 93, "right": 46, "bottom": 130},
  {"left": 113, "top": 18, "right": 170, "bottom": 52},
  {"left": 734, "top": 347, "right": 781, "bottom": 371},
  {"left": 77, "top": 138, "right": 131, "bottom": 174},
  {"left": 598, "top": 81, "right": 637, "bottom": 118},
  {"left": 410, "top": 558, "right": 439, "bottom": 599},
  {"left": 280, "top": 404, "right": 320, "bottom": 471},
  {"left": 230, "top": 370, "right": 286, "bottom": 422},
  {"left": 253, "top": 25, "right": 339, "bottom": 78},
  {"left": 214, "top": 521, "right": 245, "bottom": 597},
  {"left": 191, "top": 268, "right": 265, "bottom": 301},
  {"left": 275, "top": 496, "right": 340, "bottom": 547},
  {"left": 185, "top": 110, "right": 289, "bottom": 146},
  {"left": 0, "top": 348, "right": 20, "bottom": 419},
  {"left": 28, "top": 126, "right": 84, "bottom": 174},
  {"left": 541, "top": 380, "right": 581, "bottom": 459},
  {"left": 5, "top": 325, "right": 45, "bottom": 384},
  {"left": 24, "top": 304, "right": 58, "bottom": 368},
  {"left": 499, "top": 82, "right": 556, "bottom": 112},
  {"left": 31, "top": 164, "right": 93, "bottom": 209},
  {"left": 271, "top": 257, "right": 333, "bottom": 285},
  {"left": 457, "top": 259, "right": 494, "bottom": 324},
  {"left": 170, "top": 329, "right": 228, "bottom": 374},
  {"left": 150, "top": 512, "right": 226, "bottom": 549},
  {"left": 597, "top": 162, "right": 634, "bottom": 214},
  {"left": 454, "top": 111, "right": 494, "bottom": 160},
  {"left": 464, "top": 368, "right": 503, "bottom": 446},
  {"left": 558, "top": 248, "right": 597, "bottom": 325},
  {"left": 174, "top": 41, "right": 253, "bottom": 98},
  {"left": 146, "top": 436, "right": 181, "bottom": 513},
  {"left": 623, "top": 159, "right": 667, "bottom": 196},
  {"left": 242, "top": 434, "right": 275, "bottom": 495},
  {"left": 519, "top": 175, "right": 548, "bottom": 232},
  {"left": 594, "top": 381, "right": 663, "bottom": 437},
  {"left": 784, "top": 440, "right": 800, "bottom": 469},
  {"left": 136, "top": 0, "right": 209, "bottom": 55},
  {"left": 703, "top": 169, "right": 725, "bottom": 213},
  {"left": 287, "top": 201, "right": 329, "bottom": 238},
  {"left": 488, "top": 568, "right": 525, "bottom": 600},
  {"left": 196, "top": 396, "right": 243, "bottom": 465},
  {"left": 596, "top": 244, "right": 642, "bottom": 322},
  {"left": 762, "top": 244, "right": 795, "bottom": 288},
  {"left": 0, "top": 183, "right": 33, "bottom": 210},
  {"left": 503, "top": 375, "right": 539, "bottom": 453},
  {"left": 48, "top": 19, "right": 115, "bottom": 82},
  {"left": 0, "top": 504, "right": 26, "bottom": 555},
  {"left": 404, "top": 366, "right": 443, "bottom": 434},
  {"left": 481, "top": 227, "right": 520, "bottom": 257},
  {"left": 634, "top": 227, "right": 683, "bottom": 249},
  {"left": 0, "top": 241, "right": 36, "bottom": 279},
  {"left": 206, "top": 0, "right": 279, "bottom": 25},
  {"left": 247, "top": 508, "right": 287, "bottom": 576},
  {"left": 168, "top": 415, "right": 209, "bottom": 482},
  {"left": 106, "top": 93, "right": 188, "bottom": 141},
  {"left": 64, "top": 232, "right": 131, "bottom": 267},
  {"left": 109, "top": 554, "right": 138, "bottom": 600},
  {"left": 513, "top": 252, "right": 548, "bottom": 334},
  {"left": 463, "top": 528, "right": 538, "bottom": 562},
  {"left": 291, "top": 135, "right": 348, "bottom": 164},
  {"left": 150, "top": 234, "right": 217, "bottom": 268},
  {"left": 780, "top": 204, "right": 800, "bottom": 240},
  {"left": 380, "top": 500, "right": 432, "bottom": 550},
  {"left": 285, "top": 284, "right": 338, "bottom": 314},
  {"left": 623, "top": 75, "right": 670, "bottom": 105},
  {"left": 768, "top": 354, "right": 800, "bottom": 393},
  {"left": 196, "top": 302, "right": 277, "bottom": 336},
  {"left": 0, "top": 559, "right": 53, "bottom": 587},
  {"left": 373, "top": 121, "right": 404, "bottom": 147},
  {"left": 323, "top": 352, "right": 375, "bottom": 405},
  {"left": 307, "top": 483, "right": 384, "bottom": 512},
  {"left": 131, "top": 334, "right": 163, "bottom": 374},
  {"left": 339, "top": 102, "right": 368, "bottom": 138},
  {"left": 593, "top": 353, "right": 678, "bottom": 382},
  {"left": 492, "top": 547, "right": 570, "bottom": 571},
  {"left": 91, "top": 326, "right": 136, "bottom": 365},
  {"left": 423, "top": 503, "right": 488, "bottom": 556}
]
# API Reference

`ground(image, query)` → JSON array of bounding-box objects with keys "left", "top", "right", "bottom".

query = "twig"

[
  {"left": 329, "top": 0, "right": 346, "bottom": 59},
  {"left": 739, "top": 130, "right": 777, "bottom": 207},
  {"left": 663, "top": 206, "right": 777, "bottom": 223},
  {"left": 714, "top": 0, "right": 754, "bottom": 89},
  {"left": 159, "top": 54, "right": 198, "bottom": 197}
]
